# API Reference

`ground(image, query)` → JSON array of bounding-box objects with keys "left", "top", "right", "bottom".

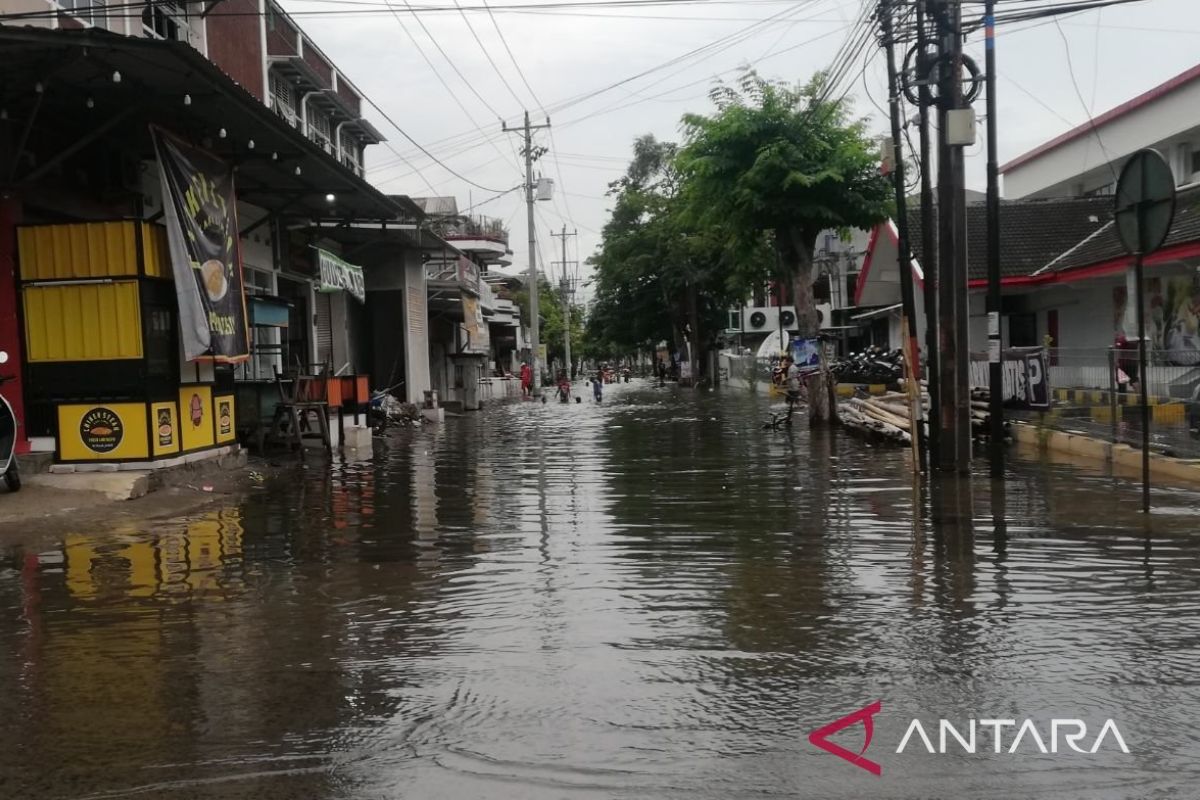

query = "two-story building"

[{"left": 0, "top": 1, "right": 445, "bottom": 465}]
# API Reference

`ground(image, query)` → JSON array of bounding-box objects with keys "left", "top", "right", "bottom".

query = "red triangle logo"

[{"left": 808, "top": 700, "right": 883, "bottom": 776}]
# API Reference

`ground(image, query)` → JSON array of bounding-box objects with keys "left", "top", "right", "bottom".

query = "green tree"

[
  {"left": 676, "top": 71, "right": 892, "bottom": 416},
  {"left": 513, "top": 278, "right": 584, "bottom": 376},
  {"left": 587, "top": 134, "right": 764, "bottom": 381}
]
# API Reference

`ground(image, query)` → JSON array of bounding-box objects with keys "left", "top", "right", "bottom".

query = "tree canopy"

[{"left": 676, "top": 70, "right": 892, "bottom": 337}]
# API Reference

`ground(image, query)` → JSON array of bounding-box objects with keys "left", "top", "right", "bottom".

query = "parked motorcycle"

[{"left": 0, "top": 351, "right": 20, "bottom": 492}]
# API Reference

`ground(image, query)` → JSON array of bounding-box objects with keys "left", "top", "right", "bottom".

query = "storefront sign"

[
  {"left": 217, "top": 399, "right": 232, "bottom": 437},
  {"left": 151, "top": 401, "right": 179, "bottom": 457},
  {"left": 461, "top": 295, "right": 491, "bottom": 354},
  {"left": 151, "top": 126, "right": 250, "bottom": 363},
  {"left": 157, "top": 407, "right": 173, "bottom": 448},
  {"left": 315, "top": 248, "right": 366, "bottom": 303},
  {"left": 80, "top": 407, "right": 123, "bottom": 454},
  {"left": 1004, "top": 347, "right": 1050, "bottom": 409},
  {"left": 58, "top": 403, "right": 149, "bottom": 462},
  {"left": 180, "top": 386, "right": 215, "bottom": 452}
]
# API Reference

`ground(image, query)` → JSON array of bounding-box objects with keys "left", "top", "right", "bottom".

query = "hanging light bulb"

[
  {"left": 271, "top": 152, "right": 278, "bottom": 161},
  {"left": 294, "top": 166, "right": 302, "bottom": 176},
  {"left": 183, "top": 93, "right": 192, "bottom": 106},
  {"left": 325, "top": 193, "right": 335, "bottom": 203},
  {"left": 34, "top": 82, "right": 44, "bottom": 93},
  {"left": 111, "top": 70, "right": 121, "bottom": 84},
  {"left": 218, "top": 127, "right": 227, "bottom": 139},
  {"left": 86, "top": 96, "right": 94, "bottom": 109},
  {"left": 247, "top": 139, "right": 255, "bottom": 150}
]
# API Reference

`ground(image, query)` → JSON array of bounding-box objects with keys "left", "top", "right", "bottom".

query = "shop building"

[{"left": 0, "top": 20, "right": 438, "bottom": 463}]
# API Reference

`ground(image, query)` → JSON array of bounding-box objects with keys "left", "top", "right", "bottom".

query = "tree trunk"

[
  {"left": 777, "top": 227, "right": 834, "bottom": 425},
  {"left": 686, "top": 282, "right": 701, "bottom": 388}
]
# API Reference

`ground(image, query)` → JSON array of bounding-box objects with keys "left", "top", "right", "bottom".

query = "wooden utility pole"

[{"left": 880, "top": 0, "right": 926, "bottom": 474}]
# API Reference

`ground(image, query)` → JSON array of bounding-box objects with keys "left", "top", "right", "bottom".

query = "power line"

[{"left": 452, "top": 0, "right": 527, "bottom": 110}]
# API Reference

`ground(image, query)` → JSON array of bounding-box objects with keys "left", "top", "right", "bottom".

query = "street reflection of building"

[{"left": 65, "top": 510, "right": 245, "bottom": 602}]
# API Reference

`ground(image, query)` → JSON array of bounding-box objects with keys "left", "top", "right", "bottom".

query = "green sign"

[{"left": 315, "top": 248, "right": 366, "bottom": 303}]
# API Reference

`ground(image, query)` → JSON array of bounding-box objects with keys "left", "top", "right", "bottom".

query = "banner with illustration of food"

[{"left": 151, "top": 126, "right": 250, "bottom": 362}]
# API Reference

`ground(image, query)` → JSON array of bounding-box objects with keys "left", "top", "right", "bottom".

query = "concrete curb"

[
  {"left": 1012, "top": 423, "right": 1200, "bottom": 487},
  {"left": 24, "top": 446, "right": 249, "bottom": 501}
]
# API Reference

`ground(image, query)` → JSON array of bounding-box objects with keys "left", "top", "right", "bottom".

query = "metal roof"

[{"left": 0, "top": 25, "right": 418, "bottom": 224}]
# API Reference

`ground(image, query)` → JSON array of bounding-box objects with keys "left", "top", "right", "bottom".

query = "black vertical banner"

[{"left": 151, "top": 126, "right": 250, "bottom": 363}]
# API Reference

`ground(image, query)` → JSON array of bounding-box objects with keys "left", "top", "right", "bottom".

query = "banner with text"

[
  {"left": 151, "top": 127, "right": 250, "bottom": 362},
  {"left": 316, "top": 248, "right": 366, "bottom": 303}
]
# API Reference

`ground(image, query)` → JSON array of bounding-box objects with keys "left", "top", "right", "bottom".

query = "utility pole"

[
  {"left": 503, "top": 111, "right": 551, "bottom": 395},
  {"left": 881, "top": 0, "right": 926, "bottom": 473},
  {"left": 934, "top": 0, "right": 971, "bottom": 473},
  {"left": 916, "top": 0, "right": 940, "bottom": 467},
  {"left": 552, "top": 225, "right": 578, "bottom": 378},
  {"left": 984, "top": 0, "right": 1004, "bottom": 478}
]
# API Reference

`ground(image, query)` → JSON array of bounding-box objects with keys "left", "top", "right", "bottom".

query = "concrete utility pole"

[
  {"left": 934, "top": 0, "right": 972, "bottom": 473},
  {"left": 552, "top": 225, "right": 578, "bottom": 378},
  {"left": 503, "top": 111, "right": 551, "bottom": 395},
  {"left": 984, "top": 0, "right": 1004, "bottom": 478}
]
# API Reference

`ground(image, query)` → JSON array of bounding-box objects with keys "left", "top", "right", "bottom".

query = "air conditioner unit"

[
  {"left": 748, "top": 309, "right": 770, "bottom": 330},
  {"left": 816, "top": 303, "right": 832, "bottom": 328}
]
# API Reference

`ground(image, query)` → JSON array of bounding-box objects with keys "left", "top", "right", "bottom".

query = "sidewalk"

[{"left": 0, "top": 450, "right": 291, "bottom": 542}]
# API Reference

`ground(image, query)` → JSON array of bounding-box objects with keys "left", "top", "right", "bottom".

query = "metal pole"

[
  {"left": 1109, "top": 346, "right": 1119, "bottom": 444},
  {"left": 881, "top": 0, "right": 926, "bottom": 473},
  {"left": 917, "top": 0, "right": 940, "bottom": 466},
  {"left": 1135, "top": 250, "right": 1150, "bottom": 512},
  {"left": 985, "top": 0, "right": 1004, "bottom": 477}
]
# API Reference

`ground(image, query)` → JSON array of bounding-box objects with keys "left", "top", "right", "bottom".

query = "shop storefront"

[{"left": 18, "top": 221, "right": 239, "bottom": 464}]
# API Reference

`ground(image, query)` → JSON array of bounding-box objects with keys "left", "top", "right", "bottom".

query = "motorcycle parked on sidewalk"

[{"left": 0, "top": 350, "right": 20, "bottom": 492}]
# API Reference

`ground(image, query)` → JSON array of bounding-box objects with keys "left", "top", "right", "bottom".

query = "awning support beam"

[{"left": 19, "top": 105, "right": 139, "bottom": 186}]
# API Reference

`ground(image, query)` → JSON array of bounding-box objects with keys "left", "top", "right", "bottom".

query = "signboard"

[
  {"left": 151, "top": 127, "right": 250, "bottom": 363},
  {"left": 791, "top": 337, "right": 822, "bottom": 374},
  {"left": 1003, "top": 347, "right": 1050, "bottom": 409},
  {"left": 461, "top": 295, "right": 491, "bottom": 354},
  {"left": 152, "top": 401, "right": 179, "bottom": 457},
  {"left": 315, "top": 248, "right": 366, "bottom": 303},
  {"left": 58, "top": 403, "right": 149, "bottom": 462},
  {"left": 215, "top": 396, "right": 237, "bottom": 443},
  {"left": 179, "top": 385, "right": 215, "bottom": 452}
]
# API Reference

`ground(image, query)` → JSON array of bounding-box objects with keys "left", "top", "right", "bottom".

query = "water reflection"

[{"left": 1, "top": 384, "right": 1200, "bottom": 798}]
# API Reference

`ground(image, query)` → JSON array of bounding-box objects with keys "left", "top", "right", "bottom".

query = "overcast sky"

[{"left": 279, "top": 0, "right": 1200, "bottom": 292}]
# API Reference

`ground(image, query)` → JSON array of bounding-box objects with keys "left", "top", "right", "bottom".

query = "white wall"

[
  {"left": 404, "top": 255, "right": 431, "bottom": 401},
  {"left": 1004, "top": 79, "right": 1200, "bottom": 198}
]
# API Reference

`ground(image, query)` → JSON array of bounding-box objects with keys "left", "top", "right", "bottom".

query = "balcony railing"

[{"left": 434, "top": 214, "right": 509, "bottom": 246}]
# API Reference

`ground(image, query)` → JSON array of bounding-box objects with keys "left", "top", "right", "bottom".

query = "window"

[
  {"left": 1083, "top": 182, "right": 1115, "bottom": 198},
  {"left": 142, "top": 0, "right": 188, "bottom": 41},
  {"left": 60, "top": 0, "right": 105, "bottom": 26},
  {"left": 269, "top": 72, "right": 297, "bottom": 127},
  {"left": 1192, "top": 149, "right": 1200, "bottom": 179},
  {"left": 339, "top": 130, "right": 362, "bottom": 174},
  {"left": 307, "top": 106, "right": 332, "bottom": 152}
]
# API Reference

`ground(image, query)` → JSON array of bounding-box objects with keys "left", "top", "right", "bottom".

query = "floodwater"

[{"left": 2, "top": 383, "right": 1200, "bottom": 800}]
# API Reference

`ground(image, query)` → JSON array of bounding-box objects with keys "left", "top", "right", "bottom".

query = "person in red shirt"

[{"left": 520, "top": 361, "right": 533, "bottom": 398}]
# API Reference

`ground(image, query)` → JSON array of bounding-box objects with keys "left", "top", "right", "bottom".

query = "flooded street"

[{"left": 2, "top": 382, "right": 1200, "bottom": 799}]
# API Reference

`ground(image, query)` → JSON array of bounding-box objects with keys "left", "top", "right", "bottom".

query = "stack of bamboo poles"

[
  {"left": 839, "top": 392, "right": 917, "bottom": 445},
  {"left": 838, "top": 386, "right": 1009, "bottom": 446}
]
